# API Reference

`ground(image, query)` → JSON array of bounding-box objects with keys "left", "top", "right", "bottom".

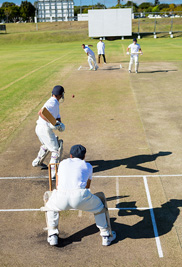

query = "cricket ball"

[{"left": 72, "top": 94, "right": 75, "bottom": 98}]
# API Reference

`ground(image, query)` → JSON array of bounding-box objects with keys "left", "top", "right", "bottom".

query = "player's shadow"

[
  {"left": 140, "top": 70, "right": 177, "bottom": 74},
  {"left": 113, "top": 199, "right": 182, "bottom": 241},
  {"left": 89, "top": 151, "right": 172, "bottom": 174},
  {"left": 57, "top": 199, "right": 182, "bottom": 247}
]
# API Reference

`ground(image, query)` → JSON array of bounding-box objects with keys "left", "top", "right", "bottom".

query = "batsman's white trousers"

[
  {"left": 45, "top": 188, "right": 110, "bottom": 237},
  {"left": 129, "top": 54, "right": 139, "bottom": 72},
  {"left": 88, "top": 55, "right": 98, "bottom": 69},
  {"left": 35, "top": 124, "right": 59, "bottom": 175}
]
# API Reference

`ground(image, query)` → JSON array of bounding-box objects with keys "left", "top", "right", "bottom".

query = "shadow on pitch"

[
  {"left": 139, "top": 70, "right": 177, "bottom": 74},
  {"left": 113, "top": 199, "right": 182, "bottom": 241},
  {"left": 89, "top": 151, "right": 172, "bottom": 174},
  {"left": 56, "top": 199, "right": 182, "bottom": 247}
]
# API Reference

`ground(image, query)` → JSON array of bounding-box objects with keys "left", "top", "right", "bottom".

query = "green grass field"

[
  {"left": 1, "top": 21, "right": 182, "bottom": 266},
  {"left": 1, "top": 22, "right": 182, "bottom": 152}
]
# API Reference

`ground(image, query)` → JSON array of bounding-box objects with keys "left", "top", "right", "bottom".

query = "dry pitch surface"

[{"left": 0, "top": 59, "right": 182, "bottom": 266}]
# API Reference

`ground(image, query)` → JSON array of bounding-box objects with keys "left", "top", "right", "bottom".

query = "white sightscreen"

[{"left": 88, "top": 9, "right": 132, "bottom": 37}]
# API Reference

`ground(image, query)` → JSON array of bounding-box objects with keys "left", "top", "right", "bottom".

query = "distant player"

[
  {"left": 97, "top": 38, "right": 106, "bottom": 64},
  {"left": 41, "top": 144, "right": 116, "bottom": 246},
  {"left": 32, "top": 85, "right": 65, "bottom": 180},
  {"left": 82, "top": 44, "right": 99, "bottom": 71},
  {"left": 127, "top": 38, "right": 143, "bottom": 73}
]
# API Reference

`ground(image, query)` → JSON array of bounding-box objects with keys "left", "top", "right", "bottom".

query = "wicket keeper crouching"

[{"left": 41, "top": 144, "right": 116, "bottom": 246}]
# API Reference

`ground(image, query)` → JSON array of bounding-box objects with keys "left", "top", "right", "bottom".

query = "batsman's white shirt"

[
  {"left": 128, "top": 43, "right": 141, "bottom": 54},
  {"left": 37, "top": 96, "right": 61, "bottom": 127},
  {"left": 84, "top": 45, "right": 95, "bottom": 57},
  {"left": 97, "top": 41, "right": 105, "bottom": 54},
  {"left": 57, "top": 158, "right": 92, "bottom": 190}
]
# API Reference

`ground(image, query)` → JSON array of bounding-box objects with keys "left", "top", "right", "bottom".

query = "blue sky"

[{"left": 0, "top": 0, "right": 180, "bottom": 7}]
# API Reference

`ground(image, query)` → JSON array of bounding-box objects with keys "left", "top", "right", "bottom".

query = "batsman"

[
  {"left": 41, "top": 144, "right": 116, "bottom": 246},
  {"left": 126, "top": 38, "right": 143, "bottom": 73},
  {"left": 32, "top": 85, "right": 65, "bottom": 180}
]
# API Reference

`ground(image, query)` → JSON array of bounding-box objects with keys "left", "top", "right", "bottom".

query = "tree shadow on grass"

[{"left": 89, "top": 151, "right": 172, "bottom": 174}]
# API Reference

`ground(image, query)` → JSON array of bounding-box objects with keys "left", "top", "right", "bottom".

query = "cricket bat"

[{"left": 42, "top": 107, "right": 57, "bottom": 126}]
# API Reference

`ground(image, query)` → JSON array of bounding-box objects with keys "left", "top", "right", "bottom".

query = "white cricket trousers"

[
  {"left": 88, "top": 55, "right": 98, "bottom": 69},
  {"left": 129, "top": 54, "right": 139, "bottom": 72},
  {"left": 45, "top": 189, "right": 110, "bottom": 237},
  {"left": 35, "top": 124, "right": 59, "bottom": 176}
]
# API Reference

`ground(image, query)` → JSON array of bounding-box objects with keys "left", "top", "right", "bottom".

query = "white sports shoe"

[
  {"left": 89, "top": 68, "right": 93, "bottom": 71},
  {"left": 47, "top": 234, "right": 58, "bottom": 246},
  {"left": 128, "top": 70, "right": 131, "bottom": 73},
  {"left": 102, "top": 231, "right": 116, "bottom": 246}
]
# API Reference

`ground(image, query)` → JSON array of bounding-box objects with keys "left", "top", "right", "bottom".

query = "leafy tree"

[
  {"left": 158, "top": 4, "right": 169, "bottom": 10},
  {"left": 20, "top": 1, "right": 35, "bottom": 21},
  {"left": 152, "top": 5, "right": 160, "bottom": 13},
  {"left": 2, "top": 2, "right": 16, "bottom": 8},
  {"left": 169, "top": 4, "right": 176, "bottom": 11},
  {"left": 138, "top": 2, "right": 152, "bottom": 10},
  {"left": 154, "top": 0, "right": 160, "bottom": 6},
  {"left": 0, "top": 7, "right": 5, "bottom": 21}
]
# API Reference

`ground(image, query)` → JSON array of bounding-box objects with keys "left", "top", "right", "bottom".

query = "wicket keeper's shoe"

[
  {"left": 102, "top": 231, "right": 116, "bottom": 246},
  {"left": 47, "top": 234, "right": 58, "bottom": 246}
]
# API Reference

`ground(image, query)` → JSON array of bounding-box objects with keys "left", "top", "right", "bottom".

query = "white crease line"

[
  {"left": 0, "top": 207, "right": 150, "bottom": 212},
  {"left": 143, "top": 176, "right": 163, "bottom": 258},
  {"left": 1, "top": 174, "right": 182, "bottom": 180},
  {"left": 116, "top": 177, "right": 120, "bottom": 204},
  {"left": 78, "top": 65, "right": 82, "bottom": 70},
  {"left": 0, "top": 176, "right": 49, "bottom": 180}
]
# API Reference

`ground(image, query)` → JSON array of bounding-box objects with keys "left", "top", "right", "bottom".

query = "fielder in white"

[
  {"left": 127, "top": 38, "right": 143, "bottom": 73},
  {"left": 32, "top": 85, "right": 65, "bottom": 180},
  {"left": 82, "top": 44, "right": 99, "bottom": 71},
  {"left": 97, "top": 38, "right": 106, "bottom": 64},
  {"left": 41, "top": 144, "right": 116, "bottom": 246}
]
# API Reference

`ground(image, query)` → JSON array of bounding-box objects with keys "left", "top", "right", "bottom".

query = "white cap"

[{"left": 100, "top": 37, "right": 102, "bottom": 40}]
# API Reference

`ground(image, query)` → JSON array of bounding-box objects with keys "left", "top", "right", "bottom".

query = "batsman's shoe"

[
  {"left": 95, "top": 66, "right": 99, "bottom": 71},
  {"left": 47, "top": 234, "right": 58, "bottom": 246},
  {"left": 102, "top": 231, "right": 116, "bottom": 246},
  {"left": 89, "top": 68, "right": 93, "bottom": 71}
]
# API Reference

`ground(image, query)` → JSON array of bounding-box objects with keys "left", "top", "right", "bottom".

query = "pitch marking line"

[
  {"left": 0, "top": 207, "right": 150, "bottom": 212},
  {"left": 0, "top": 53, "right": 70, "bottom": 91},
  {"left": 1, "top": 174, "right": 182, "bottom": 180},
  {"left": 143, "top": 176, "right": 163, "bottom": 258}
]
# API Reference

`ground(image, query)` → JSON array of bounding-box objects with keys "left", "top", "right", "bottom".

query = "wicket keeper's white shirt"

[
  {"left": 37, "top": 96, "right": 61, "bottom": 126},
  {"left": 57, "top": 158, "right": 93, "bottom": 190},
  {"left": 128, "top": 43, "right": 141, "bottom": 54},
  {"left": 97, "top": 41, "right": 105, "bottom": 54},
  {"left": 84, "top": 45, "right": 95, "bottom": 57}
]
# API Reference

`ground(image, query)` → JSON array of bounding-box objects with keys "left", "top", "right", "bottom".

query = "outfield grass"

[{"left": 0, "top": 23, "right": 182, "bottom": 152}]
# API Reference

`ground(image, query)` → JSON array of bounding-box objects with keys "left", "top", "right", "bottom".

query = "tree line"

[
  {"left": 75, "top": 1, "right": 182, "bottom": 16},
  {"left": 0, "top": 1, "right": 35, "bottom": 23},
  {"left": 1, "top": 1, "right": 182, "bottom": 23}
]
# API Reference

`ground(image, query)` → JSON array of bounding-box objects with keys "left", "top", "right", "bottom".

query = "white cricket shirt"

[
  {"left": 97, "top": 41, "right": 105, "bottom": 54},
  {"left": 37, "top": 96, "right": 61, "bottom": 126},
  {"left": 57, "top": 158, "right": 93, "bottom": 190},
  {"left": 128, "top": 43, "right": 141, "bottom": 54},
  {"left": 84, "top": 45, "right": 95, "bottom": 57}
]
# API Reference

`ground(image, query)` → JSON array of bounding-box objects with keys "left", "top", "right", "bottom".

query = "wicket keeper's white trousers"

[
  {"left": 45, "top": 188, "right": 110, "bottom": 237},
  {"left": 129, "top": 54, "right": 139, "bottom": 72},
  {"left": 88, "top": 55, "right": 98, "bottom": 69},
  {"left": 35, "top": 124, "right": 59, "bottom": 176}
]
